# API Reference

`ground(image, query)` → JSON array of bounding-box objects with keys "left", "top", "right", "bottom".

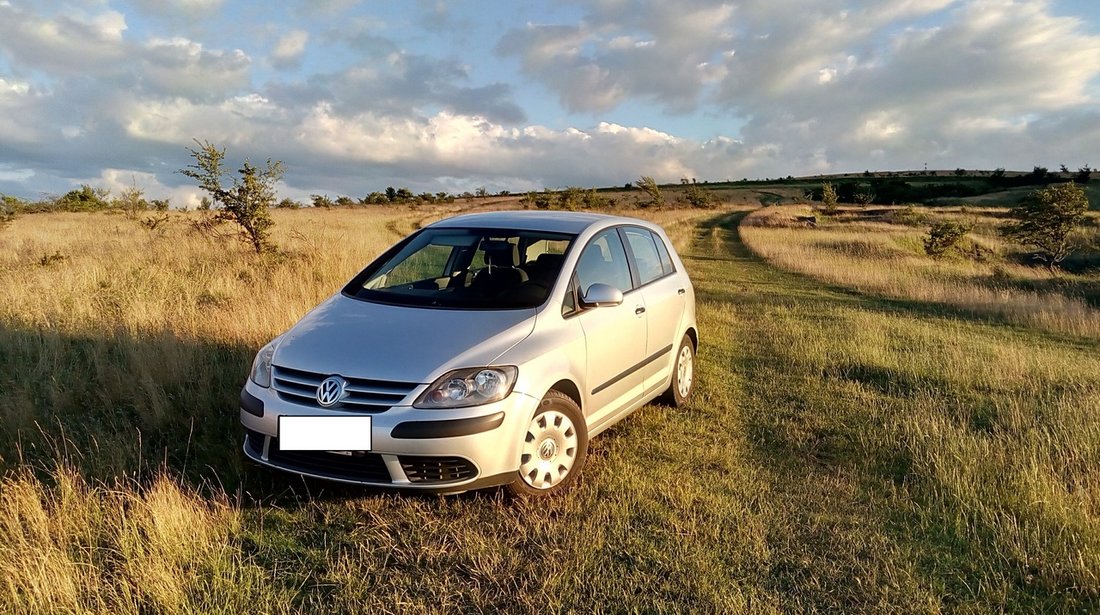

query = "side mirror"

[{"left": 580, "top": 283, "right": 624, "bottom": 308}]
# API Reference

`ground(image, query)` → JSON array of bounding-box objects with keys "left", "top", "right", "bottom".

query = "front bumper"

[{"left": 239, "top": 379, "right": 538, "bottom": 493}]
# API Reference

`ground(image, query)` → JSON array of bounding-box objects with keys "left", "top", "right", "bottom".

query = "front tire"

[
  {"left": 662, "top": 334, "right": 696, "bottom": 406},
  {"left": 507, "top": 390, "right": 588, "bottom": 497}
]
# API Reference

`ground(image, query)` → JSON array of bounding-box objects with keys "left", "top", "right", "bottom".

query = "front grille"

[
  {"left": 271, "top": 365, "right": 418, "bottom": 412},
  {"left": 399, "top": 456, "right": 478, "bottom": 484},
  {"left": 247, "top": 429, "right": 391, "bottom": 483}
]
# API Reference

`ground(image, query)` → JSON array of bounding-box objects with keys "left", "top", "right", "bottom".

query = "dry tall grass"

[
  {"left": 2, "top": 204, "right": 1096, "bottom": 612},
  {"left": 0, "top": 467, "right": 289, "bottom": 614},
  {"left": 0, "top": 204, "right": 713, "bottom": 613},
  {"left": 740, "top": 205, "right": 1100, "bottom": 337}
]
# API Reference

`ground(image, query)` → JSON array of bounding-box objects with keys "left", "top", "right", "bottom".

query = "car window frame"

[
  {"left": 565, "top": 224, "right": 677, "bottom": 318},
  {"left": 572, "top": 226, "right": 635, "bottom": 295},
  {"left": 616, "top": 225, "right": 677, "bottom": 291}
]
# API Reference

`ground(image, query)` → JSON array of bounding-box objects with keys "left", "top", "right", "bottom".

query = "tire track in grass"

[
  {"left": 678, "top": 212, "right": 938, "bottom": 612},
  {"left": 688, "top": 211, "right": 1100, "bottom": 612}
]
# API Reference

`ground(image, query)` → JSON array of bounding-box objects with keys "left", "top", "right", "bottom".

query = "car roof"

[{"left": 426, "top": 210, "right": 653, "bottom": 235}]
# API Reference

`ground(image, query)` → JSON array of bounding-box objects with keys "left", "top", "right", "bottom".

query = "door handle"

[
  {"left": 635, "top": 306, "right": 646, "bottom": 315},
  {"left": 677, "top": 288, "right": 686, "bottom": 295}
]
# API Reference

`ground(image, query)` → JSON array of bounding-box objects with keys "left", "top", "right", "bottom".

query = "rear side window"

[
  {"left": 622, "top": 227, "right": 665, "bottom": 286},
  {"left": 575, "top": 229, "right": 633, "bottom": 295},
  {"left": 653, "top": 232, "right": 675, "bottom": 275}
]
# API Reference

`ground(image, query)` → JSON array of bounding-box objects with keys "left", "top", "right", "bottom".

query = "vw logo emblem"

[{"left": 316, "top": 376, "right": 346, "bottom": 408}]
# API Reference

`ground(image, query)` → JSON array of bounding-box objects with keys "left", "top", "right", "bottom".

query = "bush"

[
  {"left": 558, "top": 187, "right": 582, "bottom": 211},
  {"left": 114, "top": 183, "right": 150, "bottom": 219},
  {"left": 635, "top": 176, "right": 664, "bottom": 209},
  {"left": 820, "top": 182, "right": 838, "bottom": 215},
  {"left": 888, "top": 206, "right": 928, "bottom": 227},
  {"left": 1002, "top": 182, "right": 1088, "bottom": 269},
  {"left": 56, "top": 185, "right": 111, "bottom": 212},
  {"left": 180, "top": 140, "right": 284, "bottom": 254},
  {"left": 520, "top": 190, "right": 553, "bottom": 210},
  {"left": 924, "top": 221, "right": 971, "bottom": 258},
  {"left": 681, "top": 181, "right": 713, "bottom": 208},
  {"left": 0, "top": 195, "right": 18, "bottom": 231}
]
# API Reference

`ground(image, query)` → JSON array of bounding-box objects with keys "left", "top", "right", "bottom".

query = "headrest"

[
  {"left": 535, "top": 253, "right": 565, "bottom": 268},
  {"left": 481, "top": 240, "right": 519, "bottom": 267}
]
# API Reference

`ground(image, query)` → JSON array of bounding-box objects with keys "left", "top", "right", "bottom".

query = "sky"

[{"left": 1, "top": 0, "right": 1099, "bottom": 206}]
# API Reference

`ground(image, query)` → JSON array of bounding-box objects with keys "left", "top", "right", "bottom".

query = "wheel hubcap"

[
  {"left": 677, "top": 345, "right": 694, "bottom": 399},
  {"left": 520, "top": 410, "right": 578, "bottom": 489}
]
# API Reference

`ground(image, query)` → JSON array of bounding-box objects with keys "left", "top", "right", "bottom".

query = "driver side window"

[{"left": 574, "top": 229, "right": 633, "bottom": 298}]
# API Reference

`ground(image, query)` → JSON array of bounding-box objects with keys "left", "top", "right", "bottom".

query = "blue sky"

[{"left": 1, "top": 0, "right": 1099, "bottom": 205}]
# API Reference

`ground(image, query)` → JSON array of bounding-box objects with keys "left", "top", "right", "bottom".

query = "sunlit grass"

[
  {"left": 740, "top": 204, "right": 1100, "bottom": 337},
  {"left": 0, "top": 204, "right": 1097, "bottom": 612}
]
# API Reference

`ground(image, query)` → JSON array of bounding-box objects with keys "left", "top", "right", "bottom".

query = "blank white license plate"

[{"left": 278, "top": 416, "right": 372, "bottom": 451}]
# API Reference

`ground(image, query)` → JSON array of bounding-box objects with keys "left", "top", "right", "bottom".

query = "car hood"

[{"left": 272, "top": 294, "right": 537, "bottom": 384}]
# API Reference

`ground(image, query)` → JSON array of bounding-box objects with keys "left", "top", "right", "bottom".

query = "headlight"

[
  {"left": 413, "top": 366, "right": 518, "bottom": 409},
  {"left": 249, "top": 341, "right": 278, "bottom": 388}
]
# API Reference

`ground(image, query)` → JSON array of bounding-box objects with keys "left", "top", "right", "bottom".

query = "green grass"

[{"left": 2, "top": 208, "right": 1098, "bottom": 613}]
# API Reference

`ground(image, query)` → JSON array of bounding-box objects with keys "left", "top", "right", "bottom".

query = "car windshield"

[{"left": 345, "top": 228, "right": 575, "bottom": 309}]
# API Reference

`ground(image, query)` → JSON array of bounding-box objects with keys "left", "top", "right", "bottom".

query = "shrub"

[
  {"left": 56, "top": 185, "right": 111, "bottom": 212},
  {"left": 886, "top": 206, "right": 928, "bottom": 227},
  {"left": 853, "top": 190, "right": 875, "bottom": 206},
  {"left": 558, "top": 187, "right": 582, "bottom": 211},
  {"left": 681, "top": 181, "right": 713, "bottom": 208},
  {"left": 634, "top": 176, "right": 664, "bottom": 209},
  {"left": 1002, "top": 182, "right": 1088, "bottom": 270},
  {"left": 115, "top": 183, "right": 150, "bottom": 219},
  {"left": 180, "top": 140, "right": 284, "bottom": 254},
  {"left": 924, "top": 221, "right": 971, "bottom": 258},
  {"left": 820, "top": 182, "right": 838, "bottom": 215},
  {"left": 0, "top": 196, "right": 16, "bottom": 231},
  {"left": 582, "top": 189, "right": 610, "bottom": 209}
]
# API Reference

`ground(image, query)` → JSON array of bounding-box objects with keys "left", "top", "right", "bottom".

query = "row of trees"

[{"left": 0, "top": 184, "right": 171, "bottom": 216}]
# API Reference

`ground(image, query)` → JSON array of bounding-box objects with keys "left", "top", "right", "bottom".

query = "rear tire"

[
  {"left": 662, "top": 334, "right": 695, "bottom": 406},
  {"left": 506, "top": 390, "right": 588, "bottom": 497}
]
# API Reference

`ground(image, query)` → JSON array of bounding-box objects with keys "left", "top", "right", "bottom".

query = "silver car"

[{"left": 240, "top": 211, "right": 697, "bottom": 495}]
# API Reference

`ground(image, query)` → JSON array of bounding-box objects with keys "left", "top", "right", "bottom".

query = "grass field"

[{"left": 1, "top": 204, "right": 1098, "bottom": 613}]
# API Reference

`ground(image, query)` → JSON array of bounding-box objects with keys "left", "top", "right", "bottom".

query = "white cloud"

[
  {"left": 126, "top": 0, "right": 225, "bottom": 19},
  {"left": 3, "top": 0, "right": 1100, "bottom": 201},
  {"left": 271, "top": 29, "right": 309, "bottom": 69},
  {"left": 0, "top": 4, "right": 128, "bottom": 74},
  {"left": 500, "top": 0, "right": 1100, "bottom": 175},
  {"left": 141, "top": 37, "right": 251, "bottom": 100}
]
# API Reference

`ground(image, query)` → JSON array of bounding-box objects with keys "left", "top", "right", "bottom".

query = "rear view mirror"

[{"left": 580, "top": 283, "right": 624, "bottom": 308}]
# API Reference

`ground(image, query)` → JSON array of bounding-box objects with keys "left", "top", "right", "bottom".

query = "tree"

[
  {"left": 1075, "top": 165, "right": 1092, "bottom": 185},
  {"left": 820, "top": 181, "right": 838, "bottom": 214},
  {"left": 634, "top": 176, "right": 664, "bottom": 209},
  {"left": 1002, "top": 182, "right": 1088, "bottom": 270},
  {"left": 180, "top": 140, "right": 284, "bottom": 254}
]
